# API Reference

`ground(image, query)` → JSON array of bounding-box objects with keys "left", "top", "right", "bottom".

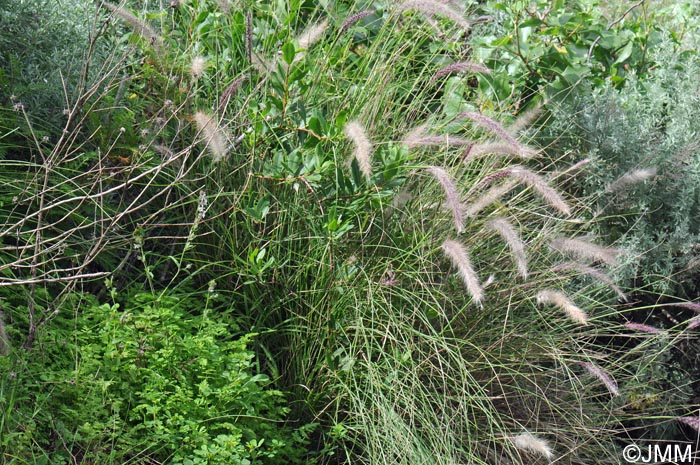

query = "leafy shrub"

[
  {"left": 546, "top": 44, "right": 700, "bottom": 297},
  {"left": 470, "top": 0, "right": 696, "bottom": 108},
  {"left": 0, "top": 0, "right": 106, "bottom": 130},
  {"left": 1, "top": 290, "right": 311, "bottom": 464}
]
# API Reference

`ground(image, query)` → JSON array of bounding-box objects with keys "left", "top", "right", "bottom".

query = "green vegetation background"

[{"left": 1, "top": 0, "right": 699, "bottom": 464}]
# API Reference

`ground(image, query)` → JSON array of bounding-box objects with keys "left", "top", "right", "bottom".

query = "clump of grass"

[{"left": 4, "top": 2, "right": 669, "bottom": 464}]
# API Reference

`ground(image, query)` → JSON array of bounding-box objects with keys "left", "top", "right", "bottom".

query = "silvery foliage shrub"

[
  {"left": 548, "top": 43, "right": 700, "bottom": 296},
  {"left": 0, "top": 0, "right": 102, "bottom": 127}
]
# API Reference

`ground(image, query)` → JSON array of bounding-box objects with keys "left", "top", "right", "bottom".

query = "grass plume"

[
  {"left": 605, "top": 167, "right": 657, "bottom": 193},
  {"left": 397, "top": 0, "right": 471, "bottom": 31},
  {"left": 552, "top": 261, "right": 627, "bottom": 301},
  {"left": 431, "top": 61, "right": 490, "bottom": 82},
  {"left": 216, "top": 0, "right": 231, "bottom": 14},
  {"left": 297, "top": 18, "right": 329, "bottom": 51},
  {"left": 668, "top": 301, "right": 700, "bottom": 312},
  {"left": 507, "top": 166, "right": 571, "bottom": 215},
  {"left": 677, "top": 416, "right": 700, "bottom": 433},
  {"left": 464, "top": 180, "right": 517, "bottom": 218},
  {"left": 508, "top": 103, "right": 543, "bottom": 135},
  {"left": 464, "top": 142, "right": 537, "bottom": 161},
  {"left": 549, "top": 237, "right": 619, "bottom": 266},
  {"left": 485, "top": 217, "right": 527, "bottom": 278},
  {"left": 580, "top": 361, "right": 619, "bottom": 396},
  {"left": 510, "top": 432, "right": 554, "bottom": 460},
  {"left": 537, "top": 289, "right": 588, "bottom": 325},
  {"left": 218, "top": 76, "right": 247, "bottom": 112},
  {"left": 624, "top": 322, "right": 665, "bottom": 335},
  {"left": 102, "top": 2, "right": 161, "bottom": 50},
  {"left": 441, "top": 239, "right": 483, "bottom": 305},
  {"left": 344, "top": 121, "right": 373, "bottom": 179},
  {"left": 402, "top": 124, "right": 473, "bottom": 149},
  {"left": 193, "top": 111, "right": 228, "bottom": 163},
  {"left": 0, "top": 310, "right": 8, "bottom": 356},
  {"left": 190, "top": 56, "right": 206, "bottom": 80},
  {"left": 340, "top": 10, "right": 373, "bottom": 35},
  {"left": 427, "top": 166, "right": 464, "bottom": 233},
  {"left": 457, "top": 111, "right": 522, "bottom": 149}
]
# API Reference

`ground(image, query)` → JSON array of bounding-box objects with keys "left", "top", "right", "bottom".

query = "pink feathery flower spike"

[
  {"left": 624, "top": 322, "right": 665, "bottom": 335},
  {"left": 580, "top": 361, "right": 619, "bottom": 396}
]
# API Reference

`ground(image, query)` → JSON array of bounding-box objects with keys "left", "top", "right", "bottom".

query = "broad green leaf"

[
  {"left": 282, "top": 41, "right": 296, "bottom": 65},
  {"left": 614, "top": 41, "right": 634, "bottom": 65}
]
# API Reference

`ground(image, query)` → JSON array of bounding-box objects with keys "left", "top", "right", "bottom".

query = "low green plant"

[{"left": 1, "top": 289, "right": 312, "bottom": 464}]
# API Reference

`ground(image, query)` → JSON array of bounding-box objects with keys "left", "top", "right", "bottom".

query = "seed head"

[
  {"left": 340, "top": 10, "right": 373, "bottom": 35},
  {"left": 677, "top": 416, "right": 700, "bottom": 433},
  {"left": 549, "top": 237, "right": 619, "bottom": 266},
  {"left": 190, "top": 56, "right": 207, "bottom": 80},
  {"left": 508, "top": 166, "right": 571, "bottom": 215},
  {"left": 427, "top": 166, "right": 463, "bottom": 233},
  {"left": 193, "top": 111, "right": 228, "bottom": 163},
  {"left": 537, "top": 289, "right": 588, "bottom": 325},
  {"left": 623, "top": 322, "right": 665, "bottom": 335},
  {"left": 441, "top": 239, "right": 483, "bottom": 305},
  {"left": 510, "top": 432, "right": 554, "bottom": 460},
  {"left": 580, "top": 361, "right": 619, "bottom": 396},
  {"left": 431, "top": 61, "right": 490, "bottom": 82},
  {"left": 397, "top": 0, "right": 471, "bottom": 31},
  {"left": 486, "top": 217, "right": 527, "bottom": 278},
  {"left": 605, "top": 167, "right": 657, "bottom": 193},
  {"left": 344, "top": 121, "right": 373, "bottom": 179},
  {"left": 102, "top": 2, "right": 161, "bottom": 51}
]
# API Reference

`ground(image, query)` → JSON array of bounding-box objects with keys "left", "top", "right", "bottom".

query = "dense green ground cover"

[{"left": 1, "top": 0, "right": 699, "bottom": 464}]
